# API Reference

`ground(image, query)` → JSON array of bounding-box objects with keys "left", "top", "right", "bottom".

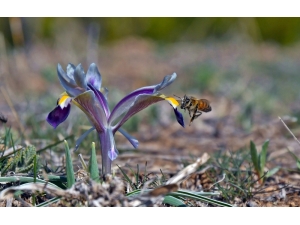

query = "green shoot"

[
  {"left": 88, "top": 142, "right": 100, "bottom": 182},
  {"left": 64, "top": 140, "right": 75, "bottom": 188},
  {"left": 250, "top": 140, "right": 272, "bottom": 184}
]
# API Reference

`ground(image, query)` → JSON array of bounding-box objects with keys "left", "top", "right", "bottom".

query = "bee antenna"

[{"left": 173, "top": 94, "right": 182, "bottom": 100}]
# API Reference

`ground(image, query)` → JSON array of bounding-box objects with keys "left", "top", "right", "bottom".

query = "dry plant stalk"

[
  {"left": 0, "top": 86, "right": 26, "bottom": 136},
  {"left": 279, "top": 116, "right": 300, "bottom": 147},
  {"left": 166, "top": 152, "right": 210, "bottom": 185}
]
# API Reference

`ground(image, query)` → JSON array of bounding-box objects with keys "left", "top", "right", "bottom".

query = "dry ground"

[{"left": 1, "top": 36, "right": 300, "bottom": 206}]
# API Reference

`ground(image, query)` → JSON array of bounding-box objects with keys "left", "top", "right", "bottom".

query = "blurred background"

[{"left": 1, "top": 18, "right": 300, "bottom": 169}]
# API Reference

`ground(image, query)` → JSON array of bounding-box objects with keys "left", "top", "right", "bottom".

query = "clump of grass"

[
  {"left": 0, "top": 145, "right": 38, "bottom": 175},
  {"left": 209, "top": 148, "right": 256, "bottom": 203},
  {"left": 207, "top": 142, "right": 282, "bottom": 205}
]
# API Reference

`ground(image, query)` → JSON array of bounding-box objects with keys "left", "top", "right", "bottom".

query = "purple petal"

[
  {"left": 173, "top": 108, "right": 185, "bottom": 127},
  {"left": 73, "top": 90, "right": 107, "bottom": 133},
  {"left": 108, "top": 86, "right": 155, "bottom": 124},
  {"left": 57, "top": 64, "right": 83, "bottom": 97},
  {"left": 86, "top": 63, "right": 102, "bottom": 90},
  {"left": 153, "top": 73, "right": 177, "bottom": 93},
  {"left": 74, "top": 64, "right": 87, "bottom": 90},
  {"left": 109, "top": 73, "right": 177, "bottom": 125},
  {"left": 118, "top": 128, "right": 139, "bottom": 149},
  {"left": 112, "top": 94, "right": 164, "bottom": 132},
  {"left": 46, "top": 104, "right": 71, "bottom": 128},
  {"left": 74, "top": 126, "right": 95, "bottom": 151},
  {"left": 108, "top": 151, "right": 118, "bottom": 161},
  {"left": 88, "top": 84, "right": 110, "bottom": 118},
  {"left": 66, "top": 63, "right": 76, "bottom": 84}
]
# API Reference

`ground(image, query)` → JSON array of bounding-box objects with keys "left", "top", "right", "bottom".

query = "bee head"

[{"left": 182, "top": 95, "right": 190, "bottom": 108}]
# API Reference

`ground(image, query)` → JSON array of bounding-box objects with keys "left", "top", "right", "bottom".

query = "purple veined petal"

[
  {"left": 88, "top": 84, "right": 110, "bottom": 118},
  {"left": 74, "top": 64, "right": 87, "bottom": 90},
  {"left": 108, "top": 86, "right": 155, "bottom": 125},
  {"left": 66, "top": 63, "right": 76, "bottom": 84},
  {"left": 73, "top": 90, "right": 107, "bottom": 133},
  {"left": 86, "top": 63, "right": 102, "bottom": 90},
  {"left": 112, "top": 94, "right": 164, "bottom": 133},
  {"left": 74, "top": 126, "right": 95, "bottom": 151},
  {"left": 46, "top": 104, "right": 71, "bottom": 128},
  {"left": 107, "top": 128, "right": 119, "bottom": 161},
  {"left": 108, "top": 73, "right": 177, "bottom": 125},
  {"left": 153, "top": 73, "right": 177, "bottom": 93},
  {"left": 118, "top": 128, "right": 139, "bottom": 149},
  {"left": 57, "top": 64, "right": 83, "bottom": 97}
]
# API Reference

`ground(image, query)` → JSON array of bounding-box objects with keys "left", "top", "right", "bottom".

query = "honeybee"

[{"left": 174, "top": 95, "right": 212, "bottom": 126}]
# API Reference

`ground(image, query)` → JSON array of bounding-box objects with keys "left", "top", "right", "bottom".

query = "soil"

[{"left": 1, "top": 37, "right": 300, "bottom": 207}]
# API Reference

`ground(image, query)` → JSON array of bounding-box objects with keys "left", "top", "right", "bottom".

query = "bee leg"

[
  {"left": 189, "top": 107, "right": 202, "bottom": 126},
  {"left": 194, "top": 111, "right": 202, "bottom": 120},
  {"left": 188, "top": 109, "right": 192, "bottom": 118}
]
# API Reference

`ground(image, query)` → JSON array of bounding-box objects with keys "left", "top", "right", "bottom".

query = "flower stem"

[
  {"left": 101, "top": 148, "right": 112, "bottom": 175},
  {"left": 99, "top": 133, "right": 112, "bottom": 175}
]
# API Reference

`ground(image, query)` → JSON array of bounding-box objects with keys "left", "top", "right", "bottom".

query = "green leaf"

[
  {"left": 88, "top": 142, "right": 100, "bottom": 182},
  {"left": 287, "top": 149, "right": 300, "bottom": 170},
  {"left": 259, "top": 140, "right": 269, "bottom": 174},
  {"left": 32, "top": 154, "right": 38, "bottom": 206},
  {"left": 163, "top": 196, "right": 187, "bottom": 207},
  {"left": 266, "top": 167, "right": 280, "bottom": 177},
  {"left": 125, "top": 189, "right": 143, "bottom": 197},
  {"left": 136, "top": 164, "right": 139, "bottom": 185},
  {"left": 168, "top": 190, "right": 233, "bottom": 207},
  {"left": 250, "top": 141, "right": 259, "bottom": 172},
  {"left": 33, "top": 154, "right": 37, "bottom": 183},
  {"left": 36, "top": 197, "right": 61, "bottom": 207},
  {"left": 297, "top": 161, "right": 300, "bottom": 170},
  {"left": 117, "top": 165, "right": 134, "bottom": 188},
  {"left": 0, "top": 176, "right": 62, "bottom": 189},
  {"left": 64, "top": 140, "right": 75, "bottom": 188}
]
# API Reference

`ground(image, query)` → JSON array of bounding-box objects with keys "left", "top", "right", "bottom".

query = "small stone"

[{"left": 246, "top": 201, "right": 258, "bottom": 207}]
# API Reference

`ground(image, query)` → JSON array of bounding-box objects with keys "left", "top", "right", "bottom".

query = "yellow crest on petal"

[
  {"left": 156, "top": 94, "right": 179, "bottom": 108},
  {"left": 58, "top": 92, "right": 71, "bottom": 109},
  {"left": 165, "top": 97, "right": 180, "bottom": 108}
]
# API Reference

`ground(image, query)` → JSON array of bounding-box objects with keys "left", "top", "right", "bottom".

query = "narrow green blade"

[
  {"left": 287, "top": 149, "right": 300, "bottom": 170},
  {"left": 64, "top": 140, "right": 75, "bottom": 188},
  {"left": 163, "top": 196, "right": 187, "bottom": 207},
  {"left": 266, "top": 166, "right": 280, "bottom": 177},
  {"left": 88, "top": 142, "right": 100, "bottom": 182},
  {"left": 259, "top": 140, "right": 269, "bottom": 174},
  {"left": 126, "top": 189, "right": 142, "bottom": 197},
  {"left": 117, "top": 165, "right": 134, "bottom": 187},
  {"left": 250, "top": 141, "right": 259, "bottom": 172},
  {"left": 36, "top": 197, "right": 61, "bottom": 207},
  {"left": 169, "top": 190, "right": 233, "bottom": 207}
]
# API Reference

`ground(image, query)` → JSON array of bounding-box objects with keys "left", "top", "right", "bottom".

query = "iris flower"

[{"left": 47, "top": 63, "right": 184, "bottom": 175}]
